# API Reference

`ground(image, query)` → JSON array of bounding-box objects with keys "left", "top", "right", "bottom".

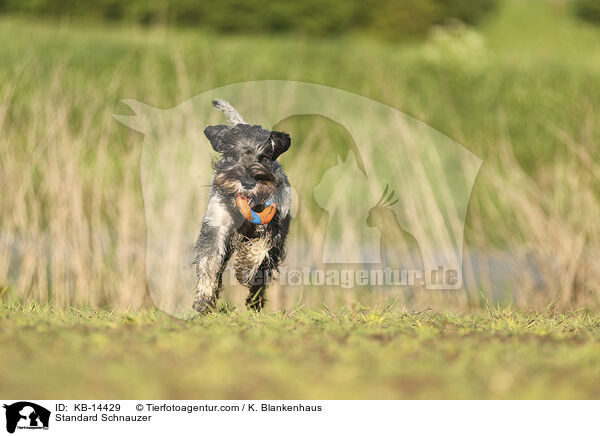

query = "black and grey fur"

[{"left": 192, "top": 100, "right": 292, "bottom": 313}]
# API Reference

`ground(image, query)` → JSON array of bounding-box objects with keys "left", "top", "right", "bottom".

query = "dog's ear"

[
  {"left": 204, "top": 125, "right": 229, "bottom": 152},
  {"left": 269, "top": 131, "right": 291, "bottom": 161}
]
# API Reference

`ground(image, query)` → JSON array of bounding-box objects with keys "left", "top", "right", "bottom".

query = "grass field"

[{"left": 2, "top": 301, "right": 600, "bottom": 399}]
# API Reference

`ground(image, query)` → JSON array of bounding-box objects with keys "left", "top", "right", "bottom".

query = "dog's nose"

[{"left": 242, "top": 179, "right": 256, "bottom": 189}]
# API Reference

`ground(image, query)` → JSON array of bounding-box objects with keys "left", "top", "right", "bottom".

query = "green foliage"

[
  {"left": 574, "top": 0, "right": 600, "bottom": 24},
  {"left": 365, "top": 0, "right": 497, "bottom": 39},
  {"left": 0, "top": 0, "right": 497, "bottom": 38}
]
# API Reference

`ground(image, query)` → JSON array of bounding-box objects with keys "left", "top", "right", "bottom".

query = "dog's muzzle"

[{"left": 236, "top": 194, "right": 276, "bottom": 224}]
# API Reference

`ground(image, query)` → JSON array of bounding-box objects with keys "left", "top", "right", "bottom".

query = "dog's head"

[{"left": 205, "top": 122, "right": 291, "bottom": 204}]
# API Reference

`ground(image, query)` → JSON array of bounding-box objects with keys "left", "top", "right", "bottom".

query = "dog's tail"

[{"left": 212, "top": 99, "right": 247, "bottom": 125}]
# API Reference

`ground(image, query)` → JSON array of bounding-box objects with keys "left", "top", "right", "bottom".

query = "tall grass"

[{"left": 1, "top": 1, "right": 599, "bottom": 311}]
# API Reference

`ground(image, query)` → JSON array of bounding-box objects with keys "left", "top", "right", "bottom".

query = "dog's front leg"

[{"left": 192, "top": 199, "right": 235, "bottom": 314}]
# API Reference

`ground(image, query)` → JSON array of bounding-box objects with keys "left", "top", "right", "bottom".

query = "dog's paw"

[{"left": 192, "top": 295, "right": 216, "bottom": 315}]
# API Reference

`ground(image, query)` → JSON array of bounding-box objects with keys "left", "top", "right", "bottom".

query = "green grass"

[{"left": 2, "top": 301, "right": 600, "bottom": 399}]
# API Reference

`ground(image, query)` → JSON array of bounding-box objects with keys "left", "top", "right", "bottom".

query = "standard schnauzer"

[{"left": 192, "top": 100, "right": 292, "bottom": 313}]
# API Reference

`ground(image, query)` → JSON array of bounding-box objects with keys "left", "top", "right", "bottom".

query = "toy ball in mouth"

[{"left": 236, "top": 194, "right": 277, "bottom": 224}]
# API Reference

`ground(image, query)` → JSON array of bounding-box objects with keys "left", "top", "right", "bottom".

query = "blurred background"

[{"left": 1, "top": 0, "right": 599, "bottom": 312}]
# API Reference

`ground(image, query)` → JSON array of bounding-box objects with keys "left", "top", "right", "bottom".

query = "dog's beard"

[{"left": 213, "top": 173, "right": 275, "bottom": 206}]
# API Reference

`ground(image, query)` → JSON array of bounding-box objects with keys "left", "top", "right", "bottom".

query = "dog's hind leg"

[
  {"left": 235, "top": 237, "right": 274, "bottom": 312},
  {"left": 246, "top": 284, "right": 266, "bottom": 311},
  {"left": 243, "top": 245, "right": 281, "bottom": 312},
  {"left": 244, "top": 214, "right": 291, "bottom": 312}
]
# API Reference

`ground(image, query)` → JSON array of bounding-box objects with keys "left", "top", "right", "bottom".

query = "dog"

[{"left": 192, "top": 100, "right": 292, "bottom": 313}]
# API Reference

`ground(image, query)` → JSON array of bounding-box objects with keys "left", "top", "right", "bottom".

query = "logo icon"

[{"left": 3, "top": 402, "right": 50, "bottom": 434}]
